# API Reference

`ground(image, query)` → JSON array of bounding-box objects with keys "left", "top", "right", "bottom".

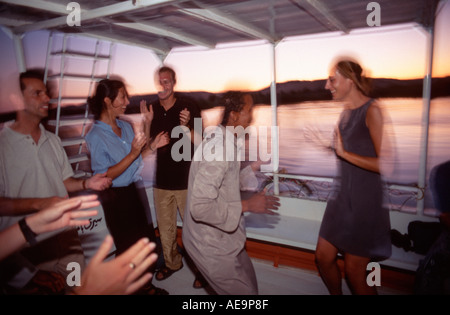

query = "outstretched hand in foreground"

[{"left": 73, "top": 235, "right": 158, "bottom": 295}]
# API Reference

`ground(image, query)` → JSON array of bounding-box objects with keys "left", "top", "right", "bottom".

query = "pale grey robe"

[{"left": 182, "top": 125, "right": 258, "bottom": 295}]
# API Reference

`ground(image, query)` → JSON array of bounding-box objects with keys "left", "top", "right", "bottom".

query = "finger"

[
  {"left": 126, "top": 272, "right": 152, "bottom": 295},
  {"left": 266, "top": 200, "right": 280, "bottom": 209},
  {"left": 53, "top": 197, "right": 82, "bottom": 212},
  {"left": 130, "top": 242, "right": 156, "bottom": 267},
  {"left": 78, "top": 200, "right": 101, "bottom": 210},
  {"left": 266, "top": 196, "right": 280, "bottom": 206},
  {"left": 132, "top": 254, "right": 158, "bottom": 280},
  {"left": 266, "top": 204, "right": 280, "bottom": 212},
  {"left": 139, "top": 140, "right": 147, "bottom": 149},
  {"left": 263, "top": 209, "right": 278, "bottom": 215},
  {"left": 89, "top": 235, "right": 114, "bottom": 266},
  {"left": 51, "top": 196, "right": 96, "bottom": 216},
  {"left": 136, "top": 135, "right": 146, "bottom": 144},
  {"left": 133, "top": 253, "right": 158, "bottom": 277},
  {"left": 116, "top": 237, "right": 151, "bottom": 267},
  {"left": 265, "top": 195, "right": 280, "bottom": 204},
  {"left": 127, "top": 250, "right": 157, "bottom": 283},
  {"left": 77, "top": 194, "right": 100, "bottom": 204},
  {"left": 79, "top": 194, "right": 98, "bottom": 200},
  {"left": 69, "top": 217, "right": 93, "bottom": 227},
  {"left": 69, "top": 209, "right": 99, "bottom": 220}
]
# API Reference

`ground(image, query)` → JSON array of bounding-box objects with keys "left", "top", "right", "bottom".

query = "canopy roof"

[{"left": 0, "top": 0, "right": 441, "bottom": 58}]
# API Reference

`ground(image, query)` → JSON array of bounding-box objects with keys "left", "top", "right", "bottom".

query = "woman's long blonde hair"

[{"left": 335, "top": 60, "right": 372, "bottom": 96}]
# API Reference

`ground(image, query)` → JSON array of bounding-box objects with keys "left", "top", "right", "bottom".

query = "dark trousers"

[{"left": 98, "top": 182, "right": 159, "bottom": 262}]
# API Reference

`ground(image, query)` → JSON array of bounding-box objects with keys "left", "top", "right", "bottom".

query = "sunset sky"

[
  {"left": 0, "top": 1, "right": 449, "bottom": 113},
  {"left": 115, "top": 0, "right": 450, "bottom": 95}
]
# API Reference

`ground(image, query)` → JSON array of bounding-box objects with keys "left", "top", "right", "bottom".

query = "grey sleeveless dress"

[{"left": 319, "top": 99, "right": 392, "bottom": 261}]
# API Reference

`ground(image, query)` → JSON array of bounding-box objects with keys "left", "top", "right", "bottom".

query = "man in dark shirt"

[{"left": 149, "top": 66, "right": 201, "bottom": 282}]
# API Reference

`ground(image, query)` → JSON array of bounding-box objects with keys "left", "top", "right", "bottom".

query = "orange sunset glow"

[{"left": 1, "top": 2, "right": 449, "bottom": 113}]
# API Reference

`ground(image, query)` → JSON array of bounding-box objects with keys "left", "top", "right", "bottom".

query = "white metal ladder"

[{"left": 44, "top": 32, "right": 113, "bottom": 177}]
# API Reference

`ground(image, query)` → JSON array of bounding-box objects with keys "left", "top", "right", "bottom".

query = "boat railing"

[{"left": 263, "top": 171, "right": 435, "bottom": 216}]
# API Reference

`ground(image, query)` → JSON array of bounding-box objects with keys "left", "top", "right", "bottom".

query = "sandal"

[
  {"left": 155, "top": 265, "right": 182, "bottom": 281},
  {"left": 136, "top": 283, "right": 169, "bottom": 295},
  {"left": 147, "top": 285, "right": 169, "bottom": 295},
  {"left": 193, "top": 273, "right": 207, "bottom": 289}
]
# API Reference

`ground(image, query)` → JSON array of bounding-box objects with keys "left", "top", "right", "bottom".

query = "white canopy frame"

[{"left": 0, "top": 0, "right": 446, "bottom": 218}]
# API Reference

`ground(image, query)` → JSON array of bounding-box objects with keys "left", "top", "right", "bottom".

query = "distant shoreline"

[{"left": 1, "top": 77, "right": 449, "bottom": 123}]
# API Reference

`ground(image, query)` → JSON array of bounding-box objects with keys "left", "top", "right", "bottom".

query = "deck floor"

[{"left": 153, "top": 257, "right": 409, "bottom": 295}]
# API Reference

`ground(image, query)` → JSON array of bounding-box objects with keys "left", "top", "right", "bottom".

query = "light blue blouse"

[{"left": 85, "top": 119, "right": 143, "bottom": 187}]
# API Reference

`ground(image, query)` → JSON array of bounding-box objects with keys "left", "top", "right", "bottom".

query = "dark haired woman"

[
  {"left": 85, "top": 79, "right": 169, "bottom": 295},
  {"left": 315, "top": 60, "right": 391, "bottom": 295}
]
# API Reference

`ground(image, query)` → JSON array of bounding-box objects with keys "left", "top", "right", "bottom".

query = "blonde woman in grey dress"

[{"left": 315, "top": 60, "right": 392, "bottom": 295}]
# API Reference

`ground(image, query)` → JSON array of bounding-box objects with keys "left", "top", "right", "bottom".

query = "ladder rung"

[
  {"left": 47, "top": 74, "right": 105, "bottom": 81},
  {"left": 61, "top": 136, "right": 85, "bottom": 147},
  {"left": 49, "top": 97, "right": 87, "bottom": 104},
  {"left": 69, "top": 153, "right": 89, "bottom": 164},
  {"left": 47, "top": 117, "right": 92, "bottom": 126},
  {"left": 51, "top": 51, "right": 111, "bottom": 61}
]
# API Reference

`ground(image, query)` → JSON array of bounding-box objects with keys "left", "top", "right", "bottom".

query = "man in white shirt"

[
  {"left": 182, "top": 92, "right": 280, "bottom": 294},
  {"left": 0, "top": 70, "right": 111, "bottom": 294}
]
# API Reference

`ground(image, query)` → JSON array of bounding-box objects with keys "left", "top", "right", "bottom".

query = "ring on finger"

[{"left": 129, "top": 262, "right": 136, "bottom": 270}]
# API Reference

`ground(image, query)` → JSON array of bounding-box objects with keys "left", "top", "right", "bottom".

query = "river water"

[
  {"left": 195, "top": 97, "right": 450, "bottom": 213},
  {"left": 2, "top": 97, "right": 448, "bottom": 213}
]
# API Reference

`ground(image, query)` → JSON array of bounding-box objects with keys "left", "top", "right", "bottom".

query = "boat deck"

[{"left": 154, "top": 256, "right": 409, "bottom": 295}]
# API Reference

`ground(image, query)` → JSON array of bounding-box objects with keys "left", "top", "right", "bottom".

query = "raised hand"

[
  {"left": 242, "top": 189, "right": 280, "bottom": 215},
  {"left": 27, "top": 195, "right": 100, "bottom": 235},
  {"left": 131, "top": 131, "right": 147, "bottom": 157},
  {"left": 150, "top": 131, "right": 170, "bottom": 151},
  {"left": 303, "top": 125, "right": 333, "bottom": 152},
  {"left": 179, "top": 107, "right": 190, "bottom": 126},
  {"left": 140, "top": 100, "right": 154, "bottom": 124},
  {"left": 74, "top": 235, "right": 158, "bottom": 295}
]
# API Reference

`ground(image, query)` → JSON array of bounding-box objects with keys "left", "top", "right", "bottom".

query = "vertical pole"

[
  {"left": 417, "top": 23, "right": 435, "bottom": 216},
  {"left": 13, "top": 34, "right": 26, "bottom": 73},
  {"left": 270, "top": 42, "right": 279, "bottom": 195},
  {"left": 55, "top": 34, "right": 68, "bottom": 136},
  {"left": 43, "top": 32, "right": 53, "bottom": 84},
  {"left": 106, "top": 42, "right": 114, "bottom": 79}
]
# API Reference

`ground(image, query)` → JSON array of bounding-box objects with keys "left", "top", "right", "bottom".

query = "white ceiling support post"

[
  {"left": 156, "top": 52, "right": 169, "bottom": 65},
  {"left": 0, "top": 0, "right": 68, "bottom": 14},
  {"left": 106, "top": 42, "right": 114, "bottom": 79},
  {"left": 80, "top": 31, "right": 169, "bottom": 57},
  {"left": 1, "top": 0, "right": 180, "bottom": 54},
  {"left": 114, "top": 21, "right": 215, "bottom": 49},
  {"left": 13, "top": 33, "right": 26, "bottom": 73},
  {"left": 270, "top": 42, "right": 280, "bottom": 196},
  {"left": 416, "top": 2, "right": 438, "bottom": 217},
  {"left": 43, "top": 32, "right": 53, "bottom": 84},
  {"left": 178, "top": 5, "right": 275, "bottom": 42},
  {"left": 54, "top": 34, "right": 68, "bottom": 136},
  {"left": 293, "top": 0, "right": 349, "bottom": 33},
  {"left": 12, "top": 0, "right": 180, "bottom": 33}
]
